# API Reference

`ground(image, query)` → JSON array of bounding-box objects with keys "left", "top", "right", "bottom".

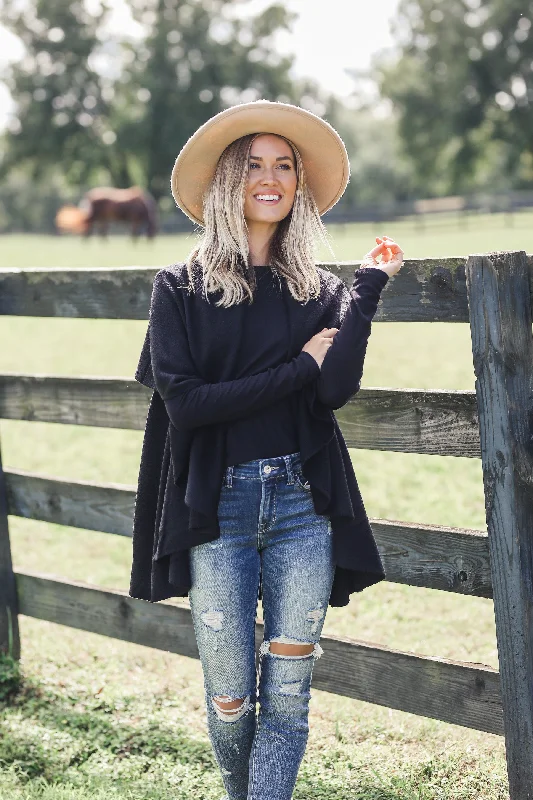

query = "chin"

[
  {"left": 244, "top": 199, "right": 293, "bottom": 225},
  {"left": 246, "top": 209, "right": 291, "bottom": 225}
]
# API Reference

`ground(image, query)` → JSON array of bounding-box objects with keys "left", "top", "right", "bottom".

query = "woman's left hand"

[{"left": 360, "top": 234, "right": 404, "bottom": 278}]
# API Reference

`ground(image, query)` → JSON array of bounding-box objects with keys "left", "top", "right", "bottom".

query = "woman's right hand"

[{"left": 301, "top": 327, "right": 338, "bottom": 368}]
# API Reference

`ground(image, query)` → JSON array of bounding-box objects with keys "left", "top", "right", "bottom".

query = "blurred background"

[{"left": 1, "top": 0, "right": 533, "bottom": 237}]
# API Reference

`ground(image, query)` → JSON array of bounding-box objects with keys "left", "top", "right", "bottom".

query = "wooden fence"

[{"left": 1, "top": 251, "right": 532, "bottom": 798}]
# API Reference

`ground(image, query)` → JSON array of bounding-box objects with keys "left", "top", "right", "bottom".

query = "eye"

[
  {"left": 249, "top": 161, "right": 260, "bottom": 169},
  {"left": 278, "top": 163, "right": 292, "bottom": 170}
]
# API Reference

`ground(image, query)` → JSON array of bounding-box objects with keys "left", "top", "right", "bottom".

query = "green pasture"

[{"left": 1, "top": 211, "right": 526, "bottom": 798}]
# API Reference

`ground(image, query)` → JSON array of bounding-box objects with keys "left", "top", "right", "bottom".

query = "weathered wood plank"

[
  {"left": 5, "top": 469, "right": 134, "bottom": 537},
  {"left": 0, "top": 441, "right": 20, "bottom": 658},
  {"left": 336, "top": 388, "right": 480, "bottom": 457},
  {"left": 0, "top": 374, "right": 147, "bottom": 430},
  {"left": 0, "top": 257, "right": 482, "bottom": 322},
  {"left": 0, "top": 266, "right": 159, "bottom": 320},
  {"left": 466, "top": 250, "right": 533, "bottom": 797},
  {"left": 0, "top": 375, "right": 481, "bottom": 457},
  {"left": 15, "top": 570, "right": 503, "bottom": 735},
  {"left": 373, "top": 519, "right": 491, "bottom": 597},
  {"left": 5, "top": 470, "right": 492, "bottom": 596},
  {"left": 326, "top": 258, "right": 471, "bottom": 322}
]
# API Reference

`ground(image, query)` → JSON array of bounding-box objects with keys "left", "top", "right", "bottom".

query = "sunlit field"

[{"left": 0, "top": 211, "right": 521, "bottom": 798}]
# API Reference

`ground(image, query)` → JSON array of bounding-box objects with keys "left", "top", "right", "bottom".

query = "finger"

[
  {"left": 366, "top": 242, "right": 385, "bottom": 259},
  {"left": 382, "top": 246, "right": 391, "bottom": 263},
  {"left": 380, "top": 238, "right": 402, "bottom": 253},
  {"left": 384, "top": 244, "right": 403, "bottom": 259}
]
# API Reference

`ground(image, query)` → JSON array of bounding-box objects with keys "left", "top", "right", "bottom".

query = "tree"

[
  {"left": 375, "top": 0, "right": 533, "bottom": 194},
  {"left": 0, "top": 0, "right": 125, "bottom": 185},
  {"left": 325, "top": 94, "right": 417, "bottom": 210},
  {"left": 117, "top": 0, "right": 298, "bottom": 200},
  {"left": 1, "top": 0, "right": 299, "bottom": 198}
]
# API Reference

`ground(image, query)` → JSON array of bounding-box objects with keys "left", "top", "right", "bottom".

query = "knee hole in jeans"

[
  {"left": 270, "top": 641, "right": 314, "bottom": 657},
  {"left": 258, "top": 637, "right": 324, "bottom": 660},
  {"left": 212, "top": 694, "right": 253, "bottom": 722}
]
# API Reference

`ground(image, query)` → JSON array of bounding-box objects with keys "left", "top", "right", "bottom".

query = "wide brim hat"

[{"left": 171, "top": 99, "right": 350, "bottom": 225}]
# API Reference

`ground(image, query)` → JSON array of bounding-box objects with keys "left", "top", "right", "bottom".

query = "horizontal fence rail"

[
  {"left": 1, "top": 255, "right": 530, "bottom": 322},
  {"left": 15, "top": 570, "right": 503, "bottom": 736},
  {"left": 0, "top": 375, "right": 481, "bottom": 457},
  {"left": 335, "top": 388, "right": 480, "bottom": 457},
  {"left": 4, "top": 469, "right": 491, "bottom": 597},
  {"left": 0, "top": 257, "right": 512, "bottom": 323}
]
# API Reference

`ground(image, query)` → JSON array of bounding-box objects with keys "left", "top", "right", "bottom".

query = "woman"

[{"left": 129, "top": 100, "right": 403, "bottom": 800}]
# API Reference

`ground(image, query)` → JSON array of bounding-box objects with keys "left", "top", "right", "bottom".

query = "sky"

[{"left": 0, "top": 0, "right": 401, "bottom": 130}]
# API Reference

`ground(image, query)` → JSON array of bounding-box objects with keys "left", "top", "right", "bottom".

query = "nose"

[{"left": 260, "top": 166, "right": 277, "bottom": 185}]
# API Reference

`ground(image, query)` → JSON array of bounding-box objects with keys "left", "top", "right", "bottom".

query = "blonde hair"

[{"left": 185, "top": 133, "right": 332, "bottom": 307}]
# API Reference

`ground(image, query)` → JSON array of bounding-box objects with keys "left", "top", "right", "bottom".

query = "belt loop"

[
  {"left": 283, "top": 454, "right": 295, "bottom": 484},
  {"left": 224, "top": 465, "right": 234, "bottom": 488}
]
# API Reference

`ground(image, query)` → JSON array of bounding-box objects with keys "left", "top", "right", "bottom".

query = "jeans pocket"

[{"left": 294, "top": 471, "right": 312, "bottom": 492}]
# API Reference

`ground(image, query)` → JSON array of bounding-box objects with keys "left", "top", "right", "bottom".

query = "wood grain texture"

[
  {"left": 373, "top": 519, "right": 491, "bottom": 597},
  {"left": 466, "top": 250, "right": 533, "bottom": 798},
  {"left": 0, "top": 266, "right": 159, "bottom": 319},
  {"left": 336, "top": 387, "right": 480, "bottom": 456},
  {"left": 5, "top": 469, "right": 135, "bottom": 537},
  {"left": 15, "top": 570, "right": 503, "bottom": 735},
  {"left": 0, "top": 374, "right": 147, "bottom": 430},
  {"left": 326, "top": 258, "right": 470, "bottom": 322},
  {"left": 0, "top": 257, "right": 502, "bottom": 322},
  {"left": 0, "top": 441, "right": 20, "bottom": 658},
  {"left": 0, "top": 375, "right": 481, "bottom": 457},
  {"left": 5, "top": 470, "right": 491, "bottom": 596}
]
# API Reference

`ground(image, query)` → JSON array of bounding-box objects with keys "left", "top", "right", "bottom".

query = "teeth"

[{"left": 256, "top": 194, "right": 281, "bottom": 201}]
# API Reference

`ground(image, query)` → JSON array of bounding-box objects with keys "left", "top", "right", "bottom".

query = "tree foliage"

[
  {"left": 120, "top": 0, "right": 297, "bottom": 199},
  {"left": 376, "top": 0, "right": 533, "bottom": 194},
  {"left": 1, "top": 0, "right": 116, "bottom": 185},
  {"left": 1, "top": 0, "right": 298, "bottom": 198}
]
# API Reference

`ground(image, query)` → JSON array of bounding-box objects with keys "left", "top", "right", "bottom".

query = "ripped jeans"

[{"left": 188, "top": 451, "right": 335, "bottom": 800}]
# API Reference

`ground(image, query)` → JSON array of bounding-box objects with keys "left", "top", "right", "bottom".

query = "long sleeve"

[
  {"left": 149, "top": 269, "right": 321, "bottom": 430},
  {"left": 316, "top": 266, "right": 389, "bottom": 409}
]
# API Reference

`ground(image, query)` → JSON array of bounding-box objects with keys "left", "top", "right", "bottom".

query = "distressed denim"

[{"left": 188, "top": 451, "right": 335, "bottom": 800}]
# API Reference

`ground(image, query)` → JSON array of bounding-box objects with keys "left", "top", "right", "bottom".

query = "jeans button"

[{"left": 263, "top": 465, "right": 272, "bottom": 474}]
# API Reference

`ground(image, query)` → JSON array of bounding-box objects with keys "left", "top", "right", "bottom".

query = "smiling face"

[{"left": 243, "top": 134, "right": 298, "bottom": 228}]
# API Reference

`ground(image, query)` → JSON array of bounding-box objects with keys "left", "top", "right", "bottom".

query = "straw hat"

[{"left": 170, "top": 99, "right": 350, "bottom": 225}]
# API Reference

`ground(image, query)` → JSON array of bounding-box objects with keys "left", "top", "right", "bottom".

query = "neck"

[{"left": 246, "top": 219, "right": 278, "bottom": 266}]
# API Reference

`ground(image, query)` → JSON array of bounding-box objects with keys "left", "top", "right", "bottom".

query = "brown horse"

[{"left": 56, "top": 186, "right": 158, "bottom": 239}]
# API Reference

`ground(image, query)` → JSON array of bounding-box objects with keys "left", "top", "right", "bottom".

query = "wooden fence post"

[
  {"left": 0, "top": 436, "right": 20, "bottom": 660},
  {"left": 466, "top": 250, "right": 533, "bottom": 799}
]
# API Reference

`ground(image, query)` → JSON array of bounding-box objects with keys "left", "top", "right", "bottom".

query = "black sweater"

[
  {"left": 225, "top": 265, "right": 306, "bottom": 465},
  {"left": 129, "top": 262, "right": 390, "bottom": 607}
]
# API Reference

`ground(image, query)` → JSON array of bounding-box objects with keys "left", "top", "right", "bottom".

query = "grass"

[
  {"left": 2, "top": 207, "right": 533, "bottom": 267},
  {"left": 0, "top": 211, "right": 524, "bottom": 798}
]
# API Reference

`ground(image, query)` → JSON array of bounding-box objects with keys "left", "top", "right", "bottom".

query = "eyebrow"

[{"left": 249, "top": 155, "right": 293, "bottom": 162}]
